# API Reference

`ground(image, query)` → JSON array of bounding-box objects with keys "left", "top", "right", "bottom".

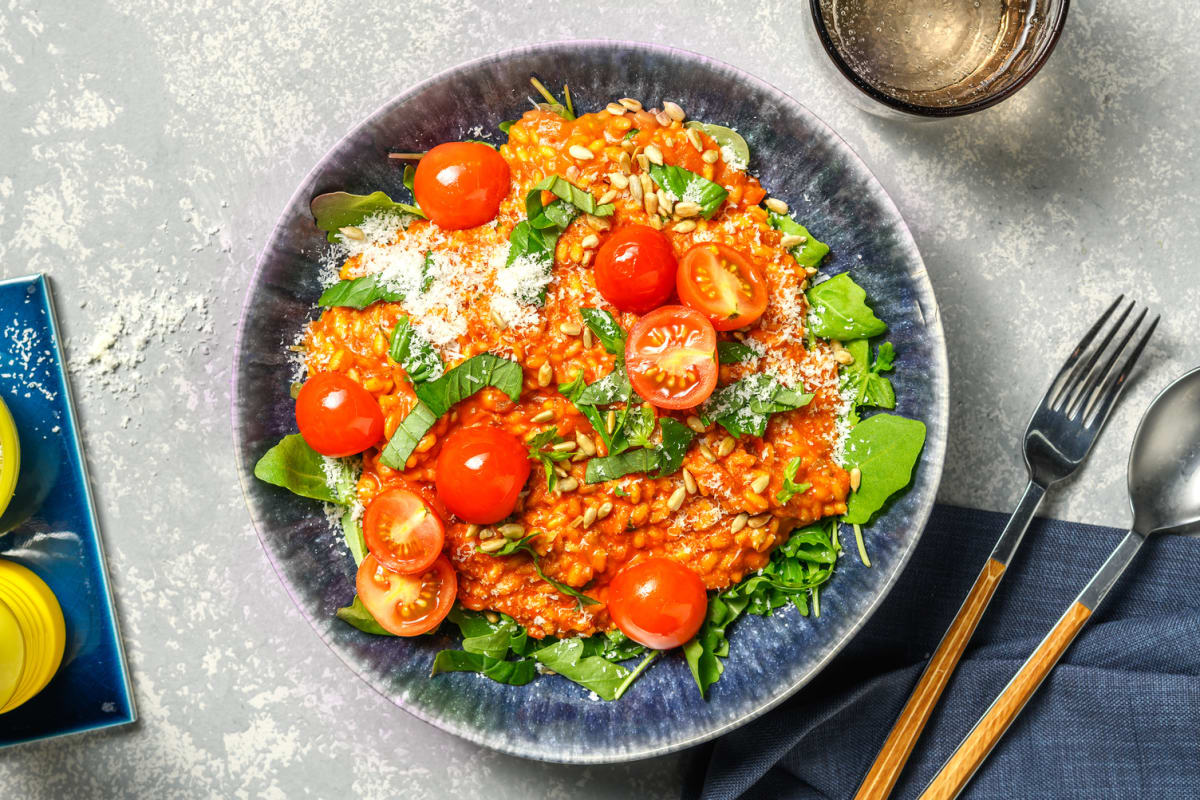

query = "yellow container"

[
  {"left": 0, "top": 560, "right": 65, "bottom": 714},
  {"left": 0, "top": 396, "right": 18, "bottom": 520}
]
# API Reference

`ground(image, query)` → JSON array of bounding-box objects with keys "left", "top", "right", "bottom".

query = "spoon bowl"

[{"left": 1128, "top": 365, "right": 1200, "bottom": 537}]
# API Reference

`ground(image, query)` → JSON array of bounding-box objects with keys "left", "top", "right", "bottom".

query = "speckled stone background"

[{"left": 0, "top": 1, "right": 1196, "bottom": 797}]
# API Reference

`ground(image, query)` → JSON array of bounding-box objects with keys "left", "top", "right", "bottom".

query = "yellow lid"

[
  {"left": 0, "top": 396, "right": 18, "bottom": 520},
  {"left": 0, "top": 560, "right": 65, "bottom": 714},
  {"left": 0, "top": 598, "right": 24, "bottom": 710}
]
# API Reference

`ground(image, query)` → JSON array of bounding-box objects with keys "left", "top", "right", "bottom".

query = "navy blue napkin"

[{"left": 684, "top": 504, "right": 1200, "bottom": 800}]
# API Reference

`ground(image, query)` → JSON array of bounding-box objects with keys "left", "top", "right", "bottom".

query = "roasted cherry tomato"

[
  {"left": 295, "top": 372, "right": 384, "bottom": 457},
  {"left": 413, "top": 142, "right": 511, "bottom": 230},
  {"left": 607, "top": 557, "right": 708, "bottom": 650},
  {"left": 593, "top": 225, "right": 678, "bottom": 313},
  {"left": 355, "top": 553, "right": 456, "bottom": 636},
  {"left": 625, "top": 305, "right": 718, "bottom": 409},
  {"left": 435, "top": 426, "right": 531, "bottom": 524},
  {"left": 677, "top": 243, "right": 768, "bottom": 331},
  {"left": 363, "top": 488, "right": 445, "bottom": 575}
]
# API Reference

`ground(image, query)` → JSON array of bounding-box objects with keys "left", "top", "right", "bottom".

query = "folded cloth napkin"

[{"left": 684, "top": 504, "right": 1200, "bottom": 800}]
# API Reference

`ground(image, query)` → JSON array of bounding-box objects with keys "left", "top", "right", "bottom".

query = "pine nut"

[
  {"left": 673, "top": 220, "right": 697, "bottom": 233},
  {"left": 490, "top": 307, "right": 507, "bottom": 330},
  {"left": 618, "top": 152, "right": 633, "bottom": 175},
  {"left": 582, "top": 327, "right": 593, "bottom": 348},
  {"left": 585, "top": 214, "right": 612, "bottom": 231},
  {"left": 582, "top": 507, "right": 597, "bottom": 527},
  {"left": 554, "top": 465, "right": 568, "bottom": 478},
  {"left": 717, "top": 435, "right": 736, "bottom": 457},
  {"left": 465, "top": 524, "right": 480, "bottom": 539},
  {"left": 635, "top": 153, "right": 650, "bottom": 172},
  {"left": 498, "top": 523, "right": 525, "bottom": 539},
  {"left": 605, "top": 102, "right": 626, "bottom": 115},
  {"left": 582, "top": 250, "right": 594, "bottom": 267},
  {"left": 663, "top": 101, "right": 685, "bottom": 121},
  {"left": 850, "top": 467, "right": 862, "bottom": 492},
  {"left": 639, "top": 173, "right": 653, "bottom": 197},
  {"left": 750, "top": 474, "right": 770, "bottom": 494},
  {"left": 339, "top": 225, "right": 365, "bottom": 241},
  {"left": 702, "top": 149, "right": 719, "bottom": 164},
  {"left": 667, "top": 486, "right": 687, "bottom": 511},
  {"left": 682, "top": 468, "right": 698, "bottom": 495},
  {"left": 575, "top": 431, "right": 596, "bottom": 456},
  {"left": 648, "top": 215, "right": 662, "bottom": 230},
  {"left": 748, "top": 514, "right": 771, "bottom": 529},
  {"left": 655, "top": 110, "right": 671, "bottom": 126},
  {"left": 780, "top": 233, "right": 806, "bottom": 248},
  {"left": 479, "top": 527, "right": 496, "bottom": 540},
  {"left": 699, "top": 443, "right": 717, "bottom": 462},
  {"left": 580, "top": 234, "right": 600, "bottom": 250},
  {"left": 685, "top": 128, "right": 704, "bottom": 152},
  {"left": 605, "top": 409, "right": 616, "bottom": 434},
  {"left": 628, "top": 174, "right": 644, "bottom": 201},
  {"left": 565, "top": 165, "right": 580, "bottom": 181},
  {"left": 537, "top": 361, "right": 553, "bottom": 387},
  {"left": 685, "top": 415, "right": 706, "bottom": 433},
  {"left": 558, "top": 477, "right": 579, "bottom": 492},
  {"left": 552, "top": 441, "right": 576, "bottom": 452},
  {"left": 530, "top": 409, "right": 555, "bottom": 423},
  {"left": 644, "top": 191, "right": 658, "bottom": 216},
  {"left": 731, "top": 513, "right": 748, "bottom": 533},
  {"left": 484, "top": 611, "right": 500, "bottom": 623},
  {"left": 674, "top": 201, "right": 702, "bottom": 218},
  {"left": 765, "top": 198, "right": 789, "bottom": 214},
  {"left": 597, "top": 501, "right": 613, "bottom": 519},
  {"left": 559, "top": 322, "right": 582, "bottom": 336},
  {"left": 479, "top": 538, "right": 506, "bottom": 553},
  {"left": 597, "top": 189, "right": 617, "bottom": 205},
  {"left": 619, "top": 97, "right": 643, "bottom": 111},
  {"left": 657, "top": 189, "right": 673, "bottom": 216},
  {"left": 569, "top": 144, "right": 595, "bottom": 161},
  {"left": 834, "top": 349, "right": 855, "bottom": 365},
  {"left": 644, "top": 144, "right": 664, "bottom": 165},
  {"left": 609, "top": 172, "right": 629, "bottom": 189}
]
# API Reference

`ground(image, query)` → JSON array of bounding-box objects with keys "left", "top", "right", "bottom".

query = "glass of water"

[{"left": 807, "top": 0, "right": 1070, "bottom": 118}]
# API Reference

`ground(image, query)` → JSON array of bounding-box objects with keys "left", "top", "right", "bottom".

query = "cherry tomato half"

[
  {"left": 355, "top": 553, "right": 456, "bottom": 636},
  {"left": 295, "top": 372, "right": 384, "bottom": 457},
  {"left": 607, "top": 557, "right": 708, "bottom": 650},
  {"left": 363, "top": 488, "right": 445, "bottom": 574},
  {"left": 625, "top": 305, "right": 718, "bottom": 409},
  {"left": 677, "top": 243, "right": 768, "bottom": 331},
  {"left": 413, "top": 142, "right": 511, "bottom": 230},
  {"left": 435, "top": 426, "right": 531, "bottom": 524},
  {"left": 593, "top": 225, "right": 678, "bottom": 313}
]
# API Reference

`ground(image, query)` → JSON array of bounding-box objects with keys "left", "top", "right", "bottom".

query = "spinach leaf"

[
  {"left": 480, "top": 535, "right": 600, "bottom": 607},
  {"left": 415, "top": 353, "right": 523, "bottom": 416},
  {"left": 683, "top": 592, "right": 745, "bottom": 698},
  {"left": 310, "top": 190, "right": 422, "bottom": 242},
  {"left": 335, "top": 595, "right": 395, "bottom": 636},
  {"left": 844, "top": 340, "right": 896, "bottom": 422},
  {"left": 317, "top": 274, "right": 404, "bottom": 309},
  {"left": 532, "top": 639, "right": 630, "bottom": 701},
  {"left": 340, "top": 508, "right": 367, "bottom": 565},
  {"left": 842, "top": 413, "right": 926, "bottom": 525},
  {"left": 717, "top": 340, "right": 758, "bottom": 364},
  {"left": 654, "top": 418, "right": 696, "bottom": 477},
  {"left": 768, "top": 212, "right": 830, "bottom": 271},
  {"left": 527, "top": 428, "right": 573, "bottom": 491},
  {"left": 450, "top": 609, "right": 529, "bottom": 660},
  {"left": 254, "top": 434, "right": 344, "bottom": 503},
  {"left": 648, "top": 163, "right": 728, "bottom": 219},
  {"left": 388, "top": 316, "right": 443, "bottom": 382},
  {"left": 431, "top": 650, "right": 538, "bottom": 685},
  {"left": 805, "top": 274, "right": 887, "bottom": 340},
  {"left": 775, "top": 457, "right": 811, "bottom": 504},
  {"left": 684, "top": 121, "right": 750, "bottom": 168},
  {"left": 701, "top": 374, "right": 814, "bottom": 438},
  {"left": 378, "top": 400, "right": 437, "bottom": 469},
  {"left": 580, "top": 308, "right": 627, "bottom": 355},
  {"left": 585, "top": 448, "right": 659, "bottom": 484}
]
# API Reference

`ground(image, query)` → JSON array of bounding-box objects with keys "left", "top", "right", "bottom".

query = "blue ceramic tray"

[{"left": 0, "top": 274, "right": 135, "bottom": 748}]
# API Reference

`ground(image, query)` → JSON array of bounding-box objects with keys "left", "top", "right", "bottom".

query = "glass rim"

[{"left": 808, "top": 0, "right": 1071, "bottom": 118}]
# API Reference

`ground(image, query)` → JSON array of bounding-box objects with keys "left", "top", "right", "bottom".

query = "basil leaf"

[
  {"left": 378, "top": 401, "right": 437, "bottom": 469},
  {"left": 388, "top": 316, "right": 443, "bottom": 383},
  {"left": 402, "top": 165, "right": 416, "bottom": 196},
  {"left": 527, "top": 428, "right": 572, "bottom": 491},
  {"left": 585, "top": 448, "right": 659, "bottom": 484},
  {"left": 842, "top": 414, "right": 926, "bottom": 525},
  {"left": 580, "top": 308, "right": 627, "bottom": 355},
  {"left": 584, "top": 417, "right": 694, "bottom": 483},
  {"left": 311, "top": 190, "right": 422, "bottom": 242},
  {"left": 431, "top": 650, "right": 538, "bottom": 685},
  {"left": 768, "top": 211, "right": 830, "bottom": 270},
  {"left": 340, "top": 509, "right": 367, "bottom": 565},
  {"left": 415, "top": 353, "right": 523, "bottom": 416},
  {"left": 575, "top": 364, "right": 631, "bottom": 405},
  {"left": 459, "top": 615, "right": 527, "bottom": 660},
  {"left": 498, "top": 120, "right": 516, "bottom": 134},
  {"left": 558, "top": 369, "right": 633, "bottom": 455},
  {"left": 532, "top": 639, "right": 630, "bottom": 701},
  {"left": 702, "top": 374, "right": 814, "bottom": 438},
  {"left": 684, "top": 121, "right": 750, "bottom": 169},
  {"left": 654, "top": 418, "right": 696, "bottom": 477},
  {"left": 624, "top": 405, "right": 656, "bottom": 448},
  {"left": 805, "top": 274, "right": 887, "bottom": 340},
  {"left": 531, "top": 175, "right": 615, "bottom": 218},
  {"left": 775, "top": 457, "right": 811, "bottom": 504},
  {"left": 419, "top": 251, "right": 435, "bottom": 292},
  {"left": 335, "top": 596, "right": 395, "bottom": 636},
  {"left": 648, "top": 163, "right": 728, "bottom": 218},
  {"left": 717, "top": 341, "right": 758, "bottom": 364},
  {"left": 317, "top": 274, "right": 404, "bottom": 309},
  {"left": 254, "top": 434, "right": 340, "bottom": 503}
]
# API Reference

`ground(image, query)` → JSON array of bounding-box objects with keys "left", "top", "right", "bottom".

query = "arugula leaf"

[
  {"left": 580, "top": 308, "right": 627, "bottom": 355},
  {"left": 683, "top": 593, "right": 744, "bottom": 698},
  {"left": 254, "top": 434, "right": 344, "bottom": 503},
  {"left": 654, "top": 418, "right": 695, "bottom": 477},
  {"left": 702, "top": 374, "right": 814, "bottom": 437},
  {"left": 532, "top": 639, "right": 630, "bottom": 701},
  {"left": 598, "top": 629, "right": 647, "bottom": 661},
  {"left": 684, "top": 121, "right": 750, "bottom": 168},
  {"left": 775, "top": 457, "right": 811, "bottom": 504},
  {"left": 388, "top": 316, "right": 443, "bottom": 382},
  {"left": 310, "top": 190, "right": 422, "bottom": 242},
  {"left": 431, "top": 650, "right": 538, "bottom": 685},
  {"left": 717, "top": 340, "right": 758, "bottom": 364},
  {"left": 317, "top": 274, "right": 404, "bottom": 309},
  {"left": 527, "top": 428, "right": 573, "bottom": 491},
  {"left": 648, "top": 163, "right": 728, "bottom": 219},
  {"left": 768, "top": 212, "right": 830, "bottom": 270},
  {"left": 449, "top": 608, "right": 530, "bottom": 660},
  {"left": 378, "top": 401, "right": 437, "bottom": 470},
  {"left": 480, "top": 535, "right": 600, "bottom": 607},
  {"left": 844, "top": 340, "right": 896, "bottom": 422},
  {"left": 340, "top": 509, "right": 367, "bottom": 565},
  {"left": 842, "top": 413, "right": 926, "bottom": 525},
  {"left": 805, "top": 274, "right": 887, "bottom": 340},
  {"left": 335, "top": 595, "right": 395, "bottom": 636},
  {"left": 415, "top": 353, "right": 523, "bottom": 416}
]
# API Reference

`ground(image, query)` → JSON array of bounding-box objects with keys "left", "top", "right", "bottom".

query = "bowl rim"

[{"left": 231, "top": 38, "right": 949, "bottom": 763}]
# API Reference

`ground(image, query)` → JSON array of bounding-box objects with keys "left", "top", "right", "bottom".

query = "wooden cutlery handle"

[
  {"left": 854, "top": 558, "right": 1008, "bottom": 800},
  {"left": 919, "top": 601, "right": 1093, "bottom": 800}
]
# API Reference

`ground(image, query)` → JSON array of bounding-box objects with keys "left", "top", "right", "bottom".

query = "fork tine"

[
  {"left": 1067, "top": 306, "right": 1147, "bottom": 419},
  {"left": 1047, "top": 295, "right": 1124, "bottom": 409},
  {"left": 1082, "top": 313, "right": 1159, "bottom": 429},
  {"left": 1058, "top": 298, "right": 1135, "bottom": 412}
]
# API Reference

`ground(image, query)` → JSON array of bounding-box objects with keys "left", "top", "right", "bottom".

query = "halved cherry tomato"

[
  {"left": 625, "top": 305, "right": 718, "bottom": 409},
  {"left": 413, "top": 142, "right": 511, "bottom": 230},
  {"left": 607, "top": 557, "right": 708, "bottom": 650},
  {"left": 435, "top": 426, "right": 531, "bottom": 524},
  {"left": 593, "top": 225, "right": 678, "bottom": 313},
  {"left": 295, "top": 372, "right": 384, "bottom": 457},
  {"left": 355, "top": 553, "right": 456, "bottom": 636},
  {"left": 363, "top": 488, "right": 445, "bottom": 574},
  {"left": 677, "top": 243, "right": 768, "bottom": 331}
]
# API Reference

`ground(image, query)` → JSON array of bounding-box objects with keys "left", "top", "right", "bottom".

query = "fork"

[{"left": 853, "top": 296, "right": 1159, "bottom": 800}]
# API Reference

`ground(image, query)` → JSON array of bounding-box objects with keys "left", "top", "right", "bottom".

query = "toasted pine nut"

[
  {"left": 717, "top": 435, "right": 737, "bottom": 457},
  {"left": 465, "top": 524, "right": 480, "bottom": 539},
  {"left": 673, "top": 220, "right": 697, "bottom": 233},
  {"left": 609, "top": 172, "right": 629, "bottom": 189},
  {"left": 575, "top": 431, "right": 596, "bottom": 456},
  {"left": 339, "top": 225, "right": 365, "bottom": 241},
  {"left": 663, "top": 101, "right": 685, "bottom": 121},
  {"left": 644, "top": 144, "right": 664, "bottom": 166},
  {"left": 731, "top": 513, "right": 749, "bottom": 533},
  {"left": 685, "top": 128, "right": 704, "bottom": 152},
  {"left": 490, "top": 307, "right": 507, "bottom": 330},
  {"left": 605, "top": 409, "right": 616, "bottom": 434},
  {"left": 558, "top": 477, "right": 579, "bottom": 493},
  {"left": 644, "top": 192, "right": 658, "bottom": 216},
  {"left": 580, "top": 234, "right": 600, "bottom": 249},
  {"left": 498, "top": 523, "right": 525, "bottom": 539},
  {"left": 750, "top": 474, "right": 770, "bottom": 494},
  {"left": 655, "top": 110, "right": 671, "bottom": 126},
  {"left": 765, "top": 197, "right": 789, "bottom": 214},
  {"left": 569, "top": 144, "right": 595, "bottom": 161},
  {"left": 582, "top": 507, "right": 597, "bottom": 527},
  {"left": 834, "top": 349, "right": 855, "bottom": 365},
  {"left": 597, "top": 189, "right": 617, "bottom": 205},
  {"left": 479, "top": 538, "right": 505, "bottom": 553},
  {"left": 667, "top": 486, "right": 687, "bottom": 511},
  {"left": 699, "top": 443, "right": 717, "bottom": 462},
  {"left": 559, "top": 322, "right": 582, "bottom": 336},
  {"left": 584, "top": 214, "right": 612, "bottom": 231},
  {"left": 685, "top": 415, "right": 706, "bottom": 433},
  {"left": 537, "top": 361, "right": 554, "bottom": 387},
  {"left": 597, "top": 501, "right": 613, "bottom": 519},
  {"left": 674, "top": 201, "right": 702, "bottom": 218},
  {"left": 582, "top": 326, "right": 593, "bottom": 348},
  {"left": 635, "top": 153, "right": 650, "bottom": 172},
  {"left": 619, "top": 97, "right": 642, "bottom": 112},
  {"left": 618, "top": 151, "right": 633, "bottom": 175},
  {"left": 552, "top": 441, "right": 576, "bottom": 452},
  {"left": 780, "top": 233, "right": 807, "bottom": 248},
  {"left": 702, "top": 149, "right": 719, "bottom": 164},
  {"left": 648, "top": 215, "right": 662, "bottom": 230},
  {"left": 530, "top": 409, "right": 555, "bottom": 423},
  {"left": 682, "top": 468, "right": 698, "bottom": 495},
  {"left": 850, "top": 467, "right": 862, "bottom": 492},
  {"left": 657, "top": 189, "right": 673, "bottom": 216},
  {"left": 605, "top": 102, "right": 626, "bottom": 115},
  {"left": 628, "top": 174, "right": 644, "bottom": 201},
  {"left": 748, "top": 513, "right": 771, "bottom": 529}
]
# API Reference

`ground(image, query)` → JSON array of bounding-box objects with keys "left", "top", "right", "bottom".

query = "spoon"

[{"left": 920, "top": 365, "right": 1200, "bottom": 800}]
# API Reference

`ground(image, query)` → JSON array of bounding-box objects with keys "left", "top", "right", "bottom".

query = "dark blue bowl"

[{"left": 233, "top": 40, "right": 948, "bottom": 763}]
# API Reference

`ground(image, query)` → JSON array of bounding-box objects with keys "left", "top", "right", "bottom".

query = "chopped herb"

[
  {"left": 253, "top": 434, "right": 352, "bottom": 503},
  {"left": 310, "top": 190, "right": 423, "bottom": 242},
  {"left": 317, "top": 274, "right": 404, "bottom": 309},
  {"left": 775, "top": 457, "right": 811, "bottom": 504},
  {"left": 527, "top": 428, "right": 573, "bottom": 491},
  {"left": 584, "top": 418, "right": 695, "bottom": 483},
  {"left": 531, "top": 175, "right": 615, "bottom": 217},
  {"left": 613, "top": 487, "right": 629, "bottom": 497},
  {"left": 388, "top": 316, "right": 443, "bottom": 382},
  {"left": 653, "top": 418, "right": 695, "bottom": 477},
  {"left": 420, "top": 251, "right": 436, "bottom": 292},
  {"left": 702, "top": 374, "right": 813, "bottom": 438},
  {"left": 842, "top": 413, "right": 926, "bottom": 525},
  {"left": 805, "top": 273, "right": 887, "bottom": 340},
  {"left": 717, "top": 340, "right": 758, "bottom": 364},
  {"left": 623, "top": 404, "right": 656, "bottom": 448},
  {"left": 575, "top": 363, "right": 632, "bottom": 405},
  {"left": 580, "top": 308, "right": 627, "bottom": 355},
  {"left": 623, "top": 128, "right": 640, "bottom": 141},
  {"left": 558, "top": 367, "right": 634, "bottom": 456},
  {"left": 684, "top": 121, "right": 750, "bottom": 168},
  {"left": 768, "top": 211, "right": 830, "bottom": 270},
  {"left": 648, "top": 163, "right": 728, "bottom": 219}
]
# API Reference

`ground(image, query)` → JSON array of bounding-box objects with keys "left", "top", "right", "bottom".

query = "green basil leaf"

[
  {"left": 507, "top": 176, "right": 608, "bottom": 306},
  {"left": 460, "top": 615, "right": 527, "bottom": 660},
  {"left": 702, "top": 374, "right": 814, "bottom": 438},
  {"left": 527, "top": 429, "right": 572, "bottom": 491},
  {"left": 310, "top": 190, "right": 422, "bottom": 242},
  {"left": 254, "top": 434, "right": 340, "bottom": 503},
  {"left": 775, "top": 457, "right": 811, "bottom": 504},
  {"left": 653, "top": 418, "right": 695, "bottom": 477},
  {"left": 558, "top": 369, "right": 632, "bottom": 455},
  {"left": 648, "top": 163, "right": 728, "bottom": 219},
  {"left": 532, "top": 639, "right": 630, "bottom": 701},
  {"left": 580, "top": 308, "right": 627, "bottom": 355},
  {"left": 768, "top": 211, "right": 830, "bottom": 270},
  {"left": 402, "top": 165, "right": 416, "bottom": 196},
  {"left": 575, "top": 364, "right": 631, "bottom": 406},
  {"left": 430, "top": 650, "right": 538, "bottom": 685},
  {"left": 420, "top": 251, "right": 436, "bottom": 292},
  {"left": 842, "top": 414, "right": 926, "bottom": 525},
  {"left": 340, "top": 509, "right": 367, "bottom": 565},
  {"left": 585, "top": 448, "right": 659, "bottom": 484},
  {"left": 378, "top": 400, "right": 437, "bottom": 469},
  {"left": 498, "top": 120, "right": 516, "bottom": 134},
  {"left": 684, "top": 121, "right": 750, "bottom": 169},
  {"left": 624, "top": 405, "right": 656, "bottom": 448},
  {"left": 317, "top": 274, "right": 404, "bottom": 309},
  {"left": 415, "top": 353, "right": 523, "bottom": 416},
  {"left": 531, "top": 175, "right": 615, "bottom": 217},
  {"left": 717, "top": 341, "right": 758, "bottom": 364},
  {"left": 388, "top": 316, "right": 443, "bottom": 383},
  {"left": 335, "top": 595, "right": 395, "bottom": 636},
  {"left": 805, "top": 274, "right": 887, "bottom": 340}
]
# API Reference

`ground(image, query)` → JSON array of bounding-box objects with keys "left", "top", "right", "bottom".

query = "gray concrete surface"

[{"left": 0, "top": 1, "right": 1196, "bottom": 797}]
